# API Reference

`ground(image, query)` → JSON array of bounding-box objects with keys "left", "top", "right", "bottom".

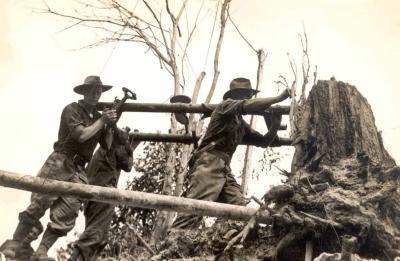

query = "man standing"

[
  {"left": 172, "top": 77, "right": 290, "bottom": 229},
  {"left": 0, "top": 76, "right": 117, "bottom": 261},
  {"left": 67, "top": 127, "right": 140, "bottom": 261}
]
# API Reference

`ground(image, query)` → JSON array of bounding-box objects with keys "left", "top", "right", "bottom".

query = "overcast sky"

[{"left": 1, "top": 0, "right": 399, "bottom": 257}]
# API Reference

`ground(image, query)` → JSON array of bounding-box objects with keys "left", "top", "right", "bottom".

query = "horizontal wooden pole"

[
  {"left": 129, "top": 132, "right": 293, "bottom": 147},
  {"left": 97, "top": 102, "right": 290, "bottom": 115},
  {"left": 0, "top": 170, "right": 272, "bottom": 224}
]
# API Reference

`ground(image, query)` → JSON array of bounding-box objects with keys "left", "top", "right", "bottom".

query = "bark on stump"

[{"left": 292, "top": 78, "right": 395, "bottom": 172}]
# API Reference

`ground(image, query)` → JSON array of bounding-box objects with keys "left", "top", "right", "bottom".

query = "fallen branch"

[
  {"left": 225, "top": 196, "right": 273, "bottom": 252},
  {"left": 224, "top": 204, "right": 343, "bottom": 252},
  {"left": 299, "top": 211, "right": 343, "bottom": 229},
  {"left": 224, "top": 211, "right": 260, "bottom": 252}
]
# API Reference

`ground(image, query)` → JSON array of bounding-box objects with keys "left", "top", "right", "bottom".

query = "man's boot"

[
  {"left": 0, "top": 212, "right": 39, "bottom": 259},
  {"left": 30, "top": 228, "right": 59, "bottom": 261}
]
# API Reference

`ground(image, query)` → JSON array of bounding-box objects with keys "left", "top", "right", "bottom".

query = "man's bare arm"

[
  {"left": 243, "top": 89, "right": 290, "bottom": 114},
  {"left": 75, "top": 109, "right": 117, "bottom": 143}
]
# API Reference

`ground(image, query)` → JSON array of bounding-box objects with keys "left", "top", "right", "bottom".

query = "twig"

[
  {"left": 202, "top": 0, "right": 220, "bottom": 70},
  {"left": 313, "top": 65, "right": 318, "bottom": 86},
  {"left": 227, "top": 10, "right": 257, "bottom": 53},
  {"left": 251, "top": 196, "right": 264, "bottom": 206},
  {"left": 299, "top": 23, "right": 310, "bottom": 105},
  {"left": 126, "top": 223, "right": 156, "bottom": 255},
  {"left": 299, "top": 211, "right": 343, "bottom": 229}
]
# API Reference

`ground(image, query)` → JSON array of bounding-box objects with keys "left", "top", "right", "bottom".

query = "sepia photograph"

[{"left": 0, "top": 0, "right": 399, "bottom": 260}]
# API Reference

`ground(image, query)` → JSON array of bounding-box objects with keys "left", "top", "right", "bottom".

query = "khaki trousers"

[
  {"left": 74, "top": 200, "right": 115, "bottom": 260},
  {"left": 22, "top": 152, "right": 85, "bottom": 236},
  {"left": 172, "top": 152, "right": 246, "bottom": 229}
]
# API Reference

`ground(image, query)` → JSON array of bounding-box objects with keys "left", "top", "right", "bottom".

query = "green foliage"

[{"left": 106, "top": 141, "right": 185, "bottom": 257}]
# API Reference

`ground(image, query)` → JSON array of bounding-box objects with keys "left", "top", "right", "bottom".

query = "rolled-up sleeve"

[{"left": 62, "top": 104, "right": 85, "bottom": 137}]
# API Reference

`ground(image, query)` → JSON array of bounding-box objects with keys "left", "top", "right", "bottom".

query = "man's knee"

[
  {"left": 48, "top": 204, "right": 80, "bottom": 236},
  {"left": 27, "top": 192, "right": 58, "bottom": 220}
]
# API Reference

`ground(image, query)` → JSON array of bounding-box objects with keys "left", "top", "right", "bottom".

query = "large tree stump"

[
  {"left": 218, "top": 79, "right": 399, "bottom": 261},
  {"left": 275, "top": 79, "right": 400, "bottom": 261}
]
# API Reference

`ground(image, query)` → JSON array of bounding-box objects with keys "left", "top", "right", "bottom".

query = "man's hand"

[
  {"left": 102, "top": 108, "right": 117, "bottom": 125},
  {"left": 267, "top": 112, "right": 283, "bottom": 128},
  {"left": 262, "top": 113, "right": 282, "bottom": 147},
  {"left": 278, "top": 88, "right": 291, "bottom": 100}
]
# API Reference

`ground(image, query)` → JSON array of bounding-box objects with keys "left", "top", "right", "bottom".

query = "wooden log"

[
  {"left": 0, "top": 170, "right": 273, "bottom": 224},
  {"left": 129, "top": 132, "right": 293, "bottom": 147},
  {"left": 97, "top": 102, "right": 290, "bottom": 116}
]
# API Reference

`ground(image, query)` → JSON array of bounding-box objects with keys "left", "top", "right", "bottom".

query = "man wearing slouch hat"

[
  {"left": 172, "top": 77, "right": 290, "bottom": 229},
  {"left": 0, "top": 76, "right": 117, "bottom": 261}
]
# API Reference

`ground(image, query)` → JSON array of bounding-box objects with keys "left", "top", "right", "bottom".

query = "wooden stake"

[{"left": 305, "top": 240, "right": 313, "bottom": 261}]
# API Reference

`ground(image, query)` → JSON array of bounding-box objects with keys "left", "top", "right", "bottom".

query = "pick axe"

[
  {"left": 105, "top": 87, "right": 137, "bottom": 149},
  {"left": 113, "top": 87, "right": 137, "bottom": 121}
]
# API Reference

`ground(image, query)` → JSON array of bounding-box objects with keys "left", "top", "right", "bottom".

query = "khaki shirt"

[{"left": 197, "top": 99, "right": 263, "bottom": 163}]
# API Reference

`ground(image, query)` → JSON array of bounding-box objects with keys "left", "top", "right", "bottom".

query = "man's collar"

[{"left": 78, "top": 99, "right": 96, "bottom": 115}]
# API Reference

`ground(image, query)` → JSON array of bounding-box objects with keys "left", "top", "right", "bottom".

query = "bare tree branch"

[
  {"left": 204, "top": 0, "right": 232, "bottom": 104},
  {"left": 180, "top": 0, "right": 204, "bottom": 88},
  {"left": 142, "top": 0, "right": 172, "bottom": 60},
  {"left": 241, "top": 49, "right": 267, "bottom": 195},
  {"left": 299, "top": 23, "right": 310, "bottom": 105}
]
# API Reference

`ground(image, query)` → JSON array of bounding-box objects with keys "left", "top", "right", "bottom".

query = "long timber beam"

[
  {"left": 129, "top": 132, "right": 293, "bottom": 146},
  {"left": 97, "top": 102, "right": 290, "bottom": 116},
  {"left": 0, "top": 170, "right": 272, "bottom": 224}
]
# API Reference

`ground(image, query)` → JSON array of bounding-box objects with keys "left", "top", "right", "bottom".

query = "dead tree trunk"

[{"left": 272, "top": 79, "right": 400, "bottom": 261}]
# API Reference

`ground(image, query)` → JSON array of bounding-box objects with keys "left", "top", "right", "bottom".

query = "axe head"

[{"left": 122, "top": 87, "right": 137, "bottom": 100}]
